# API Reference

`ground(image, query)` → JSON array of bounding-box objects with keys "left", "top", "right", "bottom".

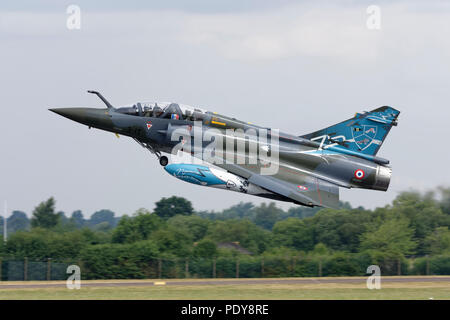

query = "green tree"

[
  {"left": 424, "top": 227, "right": 450, "bottom": 255},
  {"left": 79, "top": 227, "right": 111, "bottom": 245},
  {"left": 272, "top": 218, "right": 314, "bottom": 251},
  {"left": 206, "top": 219, "right": 270, "bottom": 254},
  {"left": 438, "top": 187, "right": 450, "bottom": 215},
  {"left": 195, "top": 202, "right": 255, "bottom": 221},
  {"left": 112, "top": 209, "right": 163, "bottom": 243},
  {"left": 5, "top": 228, "right": 90, "bottom": 259},
  {"left": 7, "top": 211, "right": 30, "bottom": 233},
  {"left": 221, "top": 202, "right": 254, "bottom": 219},
  {"left": 311, "top": 243, "right": 330, "bottom": 255},
  {"left": 79, "top": 240, "right": 160, "bottom": 279},
  {"left": 304, "top": 209, "right": 370, "bottom": 252},
  {"left": 89, "top": 209, "right": 116, "bottom": 229},
  {"left": 193, "top": 239, "right": 217, "bottom": 258},
  {"left": 31, "top": 197, "right": 59, "bottom": 229},
  {"left": 149, "top": 226, "right": 192, "bottom": 257},
  {"left": 253, "top": 202, "right": 283, "bottom": 230},
  {"left": 70, "top": 210, "right": 85, "bottom": 228},
  {"left": 390, "top": 191, "right": 448, "bottom": 254},
  {"left": 167, "top": 215, "right": 210, "bottom": 241},
  {"left": 282, "top": 206, "right": 320, "bottom": 220},
  {"left": 360, "top": 218, "right": 417, "bottom": 257},
  {"left": 154, "top": 196, "right": 193, "bottom": 219}
]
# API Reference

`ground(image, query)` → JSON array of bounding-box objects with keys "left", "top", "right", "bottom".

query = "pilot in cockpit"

[
  {"left": 143, "top": 106, "right": 152, "bottom": 117},
  {"left": 153, "top": 104, "right": 163, "bottom": 118}
]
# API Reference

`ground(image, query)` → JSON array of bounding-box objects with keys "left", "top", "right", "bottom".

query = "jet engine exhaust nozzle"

[{"left": 373, "top": 165, "right": 392, "bottom": 191}]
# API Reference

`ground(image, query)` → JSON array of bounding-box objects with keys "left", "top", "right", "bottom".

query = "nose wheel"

[
  {"left": 132, "top": 138, "right": 168, "bottom": 166},
  {"left": 159, "top": 156, "right": 168, "bottom": 167}
]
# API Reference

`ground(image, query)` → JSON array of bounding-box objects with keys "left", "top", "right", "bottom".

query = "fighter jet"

[{"left": 50, "top": 90, "right": 400, "bottom": 208}]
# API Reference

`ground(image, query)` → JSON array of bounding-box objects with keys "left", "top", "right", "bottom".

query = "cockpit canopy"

[{"left": 116, "top": 102, "right": 208, "bottom": 121}]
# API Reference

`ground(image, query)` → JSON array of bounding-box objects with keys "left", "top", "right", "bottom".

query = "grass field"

[{"left": 0, "top": 277, "right": 449, "bottom": 300}]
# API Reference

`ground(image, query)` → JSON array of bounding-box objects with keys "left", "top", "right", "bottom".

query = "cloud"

[
  {"left": 2, "top": 2, "right": 449, "bottom": 63},
  {"left": 179, "top": 2, "right": 450, "bottom": 62}
]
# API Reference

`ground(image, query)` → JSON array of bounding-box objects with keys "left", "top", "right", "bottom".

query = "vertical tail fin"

[{"left": 301, "top": 106, "right": 400, "bottom": 156}]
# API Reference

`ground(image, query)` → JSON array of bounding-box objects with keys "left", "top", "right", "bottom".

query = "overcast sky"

[{"left": 1, "top": 0, "right": 449, "bottom": 217}]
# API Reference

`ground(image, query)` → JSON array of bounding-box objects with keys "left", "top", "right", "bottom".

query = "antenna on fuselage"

[{"left": 87, "top": 90, "right": 115, "bottom": 109}]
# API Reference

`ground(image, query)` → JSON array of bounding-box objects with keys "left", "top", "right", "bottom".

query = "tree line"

[{"left": 0, "top": 187, "right": 450, "bottom": 279}]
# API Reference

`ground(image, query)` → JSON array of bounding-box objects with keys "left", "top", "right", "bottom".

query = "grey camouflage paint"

[{"left": 50, "top": 91, "right": 399, "bottom": 208}]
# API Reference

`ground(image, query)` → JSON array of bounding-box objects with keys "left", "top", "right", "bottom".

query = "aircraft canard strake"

[{"left": 50, "top": 90, "right": 400, "bottom": 208}]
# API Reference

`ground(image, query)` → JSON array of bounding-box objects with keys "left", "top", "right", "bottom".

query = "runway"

[{"left": 0, "top": 276, "right": 449, "bottom": 289}]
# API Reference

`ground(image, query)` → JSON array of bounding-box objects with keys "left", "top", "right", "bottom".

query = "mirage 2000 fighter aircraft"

[{"left": 50, "top": 91, "right": 400, "bottom": 208}]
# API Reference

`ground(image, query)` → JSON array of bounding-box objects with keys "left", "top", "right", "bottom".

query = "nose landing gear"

[
  {"left": 132, "top": 138, "right": 169, "bottom": 166},
  {"left": 159, "top": 156, "right": 168, "bottom": 167}
]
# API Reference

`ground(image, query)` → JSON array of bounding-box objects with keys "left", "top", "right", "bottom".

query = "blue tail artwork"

[{"left": 301, "top": 106, "right": 400, "bottom": 156}]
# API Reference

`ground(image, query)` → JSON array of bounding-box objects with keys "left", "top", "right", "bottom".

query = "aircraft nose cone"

[
  {"left": 49, "top": 108, "right": 86, "bottom": 122},
  {"left": 49, "top": 107, "right": 112, "bottom": 130}
]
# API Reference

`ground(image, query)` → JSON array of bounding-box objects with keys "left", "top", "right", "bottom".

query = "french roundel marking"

[{"left": 354, "top": 169, "right": 365, "bottom": 179}]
